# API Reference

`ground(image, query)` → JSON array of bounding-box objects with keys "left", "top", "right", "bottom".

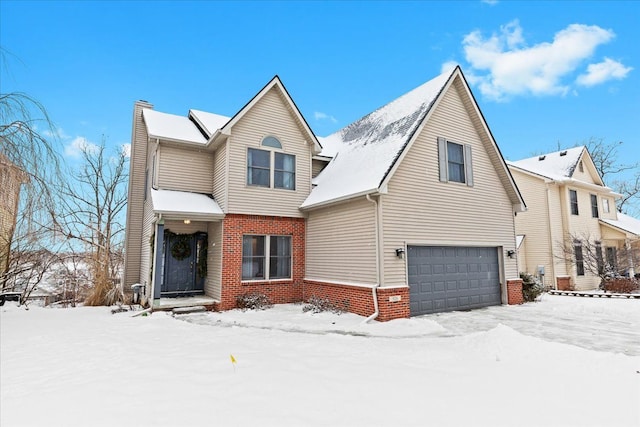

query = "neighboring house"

[
  {"left": 508, "top": 147, "right": 639, "bottom": 290},
  {"left": 0, "top": 152, "right": 27, "bottom": 285},
  {"left": 124, "top": 66, "right": 526, "bottom": 320}
]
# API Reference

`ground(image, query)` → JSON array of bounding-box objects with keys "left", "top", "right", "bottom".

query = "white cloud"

[
  {"left": 440, "top": 61, "right": 459, "bottom": 74},
  {"left": 314, "top": 111, "right": 337, "bottom": 123},
  {"left": 462, "top": 21, "right": 624, "bottom": 101},
  {"left": 42, "top": 127, "right": 70, "bottom": 139},
  {"left": 576, "top": 57, "right": 633, "bottom": 87},
  {"left": 64, "top": 137, "right": 99, "bottom": 159},
  {"left": 481, "top": 0, "right": 499, "bottom": 5}
]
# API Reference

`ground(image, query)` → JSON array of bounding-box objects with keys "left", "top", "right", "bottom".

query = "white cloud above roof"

[
  {"left": 314, "top": 111, "right": 337, "bottom": 123},
  {"left": 462, "top": 20, "right": 625, "bottom": 101},
  {"left": 576, "top": 58, "right": 633, "bottom": 87}
]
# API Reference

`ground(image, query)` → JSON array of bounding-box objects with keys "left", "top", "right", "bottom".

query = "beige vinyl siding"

[
  {"left": 547, "top": 183, "right": 568, "bottom": 280},
  {"left": 572, "top": 160, "right": 597, "bottom": 184},
  {"left": 312, "top": 159, "right": 329, "bottom": 178},
  {"left": 511, "top": 171, "right": 551, "bottom": 279},
  {"left": 600, "top": 195, "right": 617, "bottom": 220},
  {"left": 212, "top": 142, "right": 228, "bottom": 212},
  {"left": 306, "top": 197, "right": 377, "bottom": 284},
  {"left": 124, "top": 101, "right": 152, "bottom": 287},
  {"left": 157, "top": 145, "right": 213, "bottom": 194},
  {"left": 140, "top": 196, "right": 155, "bottom": 297},
  {"left": 382, "top": 79, "right": 518, "bottom": 287},
  {"left": 226, "top": 87, "right": 312, "bottom": 217},
  {"left": 206, "top": 221, "right": 223, "bottom": 300},
  {"left": 510, "top": 169, "right": 562, "bottom": 287}
]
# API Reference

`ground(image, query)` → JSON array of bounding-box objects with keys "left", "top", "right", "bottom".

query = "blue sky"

[{"left": 1, "top": 1, "right": 638, "bottom": 174}]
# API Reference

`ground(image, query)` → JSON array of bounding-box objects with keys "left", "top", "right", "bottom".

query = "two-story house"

[
  {"left": 124, "top": 66, "right": 526, "bottom": 320},
  {"left": 508, "top": 147, "right": 639, "bottom": 290}
]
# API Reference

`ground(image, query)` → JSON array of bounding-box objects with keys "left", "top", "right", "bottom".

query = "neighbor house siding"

[
  {"left": 140, "top": 195, "right": 155, "bottom": 297},
  {"left": 562, "top": 185, "right": 603, "bottom": 290},
  {"left": 157, "top": 145, "right": 213, "bottom": 194},
  {"left": 306, "top": 197, "right": 377, "bottom": 284},
  {"left": 312, "top": 159, "right": 328, "bottom": 179},
  {"left": 206, "top": 221, "right": 223, "bottom": 300},
  {"left": 226, "top": 87, "right": 312, "bottom": 217},
  {"left": 212, "top": 142, "right": 228, "bottom": 212},
  {"left": 124, "top": 101, "right": 153, "bottom": 287},
  {"left": 510, "top": 170, "right": 556, "bottom": 286},
  {"left": 382, "top": 79, "right": 517, "bottom": 287}
]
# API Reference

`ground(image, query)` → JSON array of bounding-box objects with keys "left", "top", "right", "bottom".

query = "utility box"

[{"left": 131, "top": 283, "right": 144, "bottom": 304}]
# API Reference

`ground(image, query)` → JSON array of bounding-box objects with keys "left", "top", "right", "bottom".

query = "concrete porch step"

[{"left": 172, "top": 306, "right": 207, "bottom": 315}]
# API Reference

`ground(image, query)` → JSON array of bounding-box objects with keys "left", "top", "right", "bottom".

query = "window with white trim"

[
  {"left": 246, "top": 136, "right": 295, "bottom": 190},
  {"left": 574, "top": 240, "right": 585, "bottom": 276},
  {"left": 602, "top": 198, "right": 610, "bottom": 213},
  {"left": 570, "top": 190, "right": 579, "bottom": 215},
  {"left": 437, "top": 137, "right": 473, "bottom": 186},
  {"left": 242, "top": 235, "right": 292, "bottom": 280},
  {"left": 590, "top": 194, "right": 599, "bottom": 218}
]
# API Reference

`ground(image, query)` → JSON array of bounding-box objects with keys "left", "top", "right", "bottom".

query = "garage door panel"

[{"left": 409, "top": 245, "right": 501, "bottom": 316}]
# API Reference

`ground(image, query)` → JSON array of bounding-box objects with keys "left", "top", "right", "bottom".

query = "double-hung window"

[
  {"left": 574, "top": 240, "right": 585, "bottom": 276},
  {"left": 437, "top": 137, "right": 473, "bottom": 186},
  {"left": 570, "top": 190, "right": 579, "bottom": 215},
  {"left": 247, "top": 136, "right": 295, "bottom": 190},
  {"left": 590, "top": 194, "right": 599, "bottom": 218},
  {"left": 242, "top": 235, "right": 292, "bottom": 280}
]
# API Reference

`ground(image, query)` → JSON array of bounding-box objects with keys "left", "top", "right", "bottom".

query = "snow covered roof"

[
  {"left": 507, "top": 147, "right": 585, "bottom": 181},
  {"left": 142, "top": 109, "right": 207, "bottom": 144},
  {"left": 189, "top": 109, "right": 230, "bottom": 137},
  {"left": 302, "top": 68, "right": 454, "bottom": 209},
  {"left": 151, "top": 189, "right": 224, "bottom": 219},
  {"left": 600, "top": 212, "right": 640, "bottom": 238}
]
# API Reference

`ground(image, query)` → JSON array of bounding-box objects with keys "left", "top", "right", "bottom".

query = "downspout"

[
  {"left": 546, "top": 185, "right": 557, "bottom": 289},
  {"left": 149, "top": 213, "right": 162, "bottom": 309},
  {"left": 363, "top": 194, "right": 380, "bottom": 323}
]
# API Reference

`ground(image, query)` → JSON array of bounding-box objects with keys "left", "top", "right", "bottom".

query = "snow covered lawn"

[{"left": 1, "top": 295, "right": 639, "bottom": 427}]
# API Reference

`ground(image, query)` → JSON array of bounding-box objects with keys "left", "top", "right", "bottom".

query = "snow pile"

[{"left": 2, "top": 296, "right": 639, "bottom": 427}]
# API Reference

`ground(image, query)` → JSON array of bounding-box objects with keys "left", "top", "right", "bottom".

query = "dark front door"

[{"left": 162, "top": 232, "right": 206, "bottom": 296}]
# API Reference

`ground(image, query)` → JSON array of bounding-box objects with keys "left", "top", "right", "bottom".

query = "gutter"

[{"left": 363, "top": 194, "right": 380, "bottom": 323}]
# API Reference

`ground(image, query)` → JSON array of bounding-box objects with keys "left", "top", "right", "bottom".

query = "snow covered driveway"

[
  {"left": 430, "top": 294, "right": 640, "bottom": 356},
  {"left": 1, "top": 295, "right": 639, "bottom": 427}
]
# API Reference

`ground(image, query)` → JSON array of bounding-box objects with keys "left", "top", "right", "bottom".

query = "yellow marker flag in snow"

[{"left": 230, "top": 354, "right": 237, "bottom": 364}]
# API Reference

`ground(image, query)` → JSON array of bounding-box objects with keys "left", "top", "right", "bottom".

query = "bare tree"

[
  {"left": 557, "top": 233, "right": 638, "bottom": 284},
  {"left": 1, "top": 65, "right": 63, "bottom": 292},
  {"left": 583, "top": 138, "right": 640, "bottom": 215},
  {"left": 52, "top": 139, "right": 128, "bottom": 305}
]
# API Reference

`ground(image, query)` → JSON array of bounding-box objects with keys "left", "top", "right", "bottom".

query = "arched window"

[{"left": 262, "top": 136, "right": 282, "bottom": 149}]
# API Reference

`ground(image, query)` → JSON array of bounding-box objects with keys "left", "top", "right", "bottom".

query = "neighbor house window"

[
  {"left": 242, "top": 235, "right": 292, "bottom": 280},
  {"left": 602, "top": 198, "right": 610, "bottom": 213},
  {"left": 570, "top": 190, "right": 579, "bottom": 215},
  {"left": 606, "top": 247, "right": 617, "bottom": 271},
  {"left": 579, "top": 161, "right": 584, "bottom": 173},
  {"left": 590, "top": 194, "right": 599, "bottom": 218},
  {"left": 437, "top": 137, "right": 473, "bottom": 186},
  {"left": 574, "top": 240, "right": 585, "bottom": 276},
  {"left": 246, "top": 137, "right": 296, "bottom": 190},
  {"left": 595, "top": 242, "right": 604, "bottom": 275}
]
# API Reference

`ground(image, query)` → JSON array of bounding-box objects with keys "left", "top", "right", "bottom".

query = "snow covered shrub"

[
  {"left": 302, "top": 296, "right": 345, "bottom": 314},
  {"left": 520, "top": 272, "right": 544, "bottom": 302},
  {"left": 602, "top": 278, "right": 639, "bottom": 294},
  {"left": 236, "top": 292, "right": 273, "bottom": 310}
]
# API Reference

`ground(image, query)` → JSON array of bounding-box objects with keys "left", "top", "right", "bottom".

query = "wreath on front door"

[{"left": 170, "top": 236, "right": 192, "bottom": 260}]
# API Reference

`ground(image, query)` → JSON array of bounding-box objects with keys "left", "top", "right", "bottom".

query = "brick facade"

[
  {"left": 219, "top": 214, "right": 305, "bottom": 310},
  {"left": 303, "top": 280, "right": 410, "bottom": 321},
  {"left": 506, "top": 278, "right": 524, "bottom": 305}
]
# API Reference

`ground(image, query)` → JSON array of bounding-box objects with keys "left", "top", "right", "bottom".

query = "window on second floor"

[
  {"left": 590, "top": 194, "right": 599, "bottom": 218},
  {"left": 574, "top": 240, "right": 585, "bottom": 276},
  {"left": 247, "top": 136, "right": 296, "bottom": 190},
  {"left": 602, "top": 198, "right": 610, "bottom": 213},
  {"left": 570, "top": 190, "right": 579, "bottom": 215},
  {"left": 438, "top": 137, "right": 473, "bottom": 186}
]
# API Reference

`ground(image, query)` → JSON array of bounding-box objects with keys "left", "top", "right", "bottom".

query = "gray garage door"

[{"left": 408, "top": 246, "right": 501, "bottom": 316}]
